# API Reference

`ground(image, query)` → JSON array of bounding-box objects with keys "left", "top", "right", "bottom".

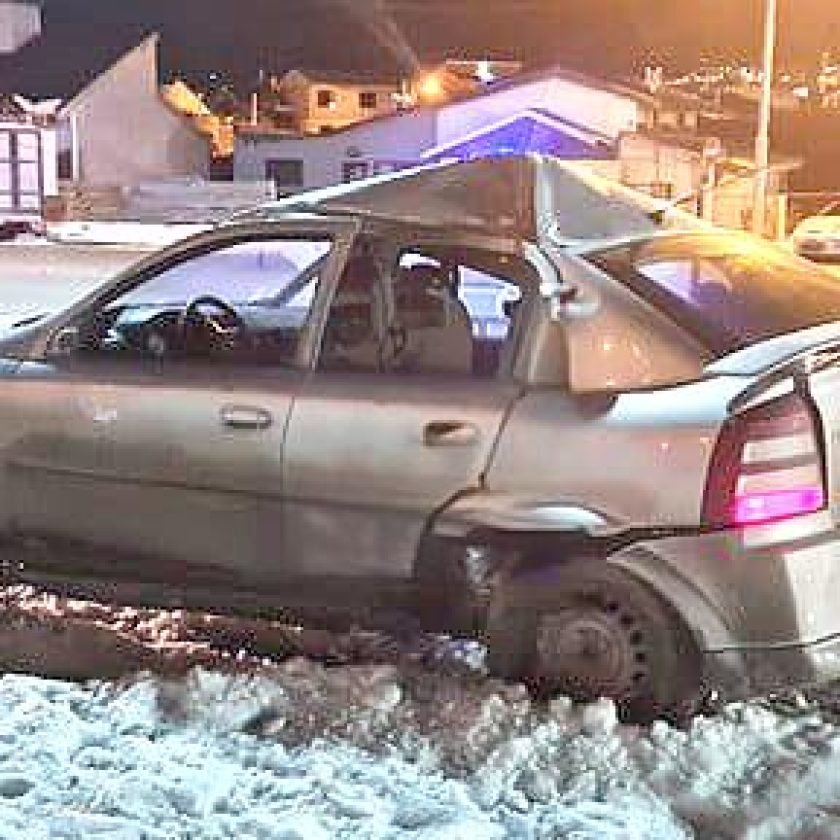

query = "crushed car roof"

[{"left": 233, "top": 154, "right": 703, "bottom": 245}]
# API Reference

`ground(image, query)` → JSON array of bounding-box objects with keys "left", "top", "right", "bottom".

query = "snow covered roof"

[{"left": 241, "top": 154, "right": 693, "bottom": 245}]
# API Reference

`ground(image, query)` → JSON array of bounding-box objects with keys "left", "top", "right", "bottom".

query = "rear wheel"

[{"left": 485, "top": 562, "right": 702, "bottom": 723}]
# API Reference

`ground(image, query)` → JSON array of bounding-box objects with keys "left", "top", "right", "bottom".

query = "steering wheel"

[{"left": 179, "top": 295, "right": 245, "bottom": 353}]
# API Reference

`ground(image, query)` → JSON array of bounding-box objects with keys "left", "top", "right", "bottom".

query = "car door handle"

[
  {"left": 423, "top": 420, "right": 480, "bottom": 447},
  {"left": 220, "top": 404, "right": 273, "bottom": 431}
]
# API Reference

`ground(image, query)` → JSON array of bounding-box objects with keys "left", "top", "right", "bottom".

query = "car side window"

[
  {"left": 74, "top": 238, "right": 332, "bottom": 367},
  {"left": 318, "top": 244, "right": 528, "bottom": 377},
  {"left": 390, "top": 252, "right": 524, "bottom": 377}
]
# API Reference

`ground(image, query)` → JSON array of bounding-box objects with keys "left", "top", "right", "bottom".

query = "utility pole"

[{"left": 752, "top": 0, "right": 777, "bottom": 236}]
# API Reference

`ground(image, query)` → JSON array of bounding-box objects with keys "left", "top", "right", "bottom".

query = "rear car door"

[
  {"left": 4, "top": 221, "right": 355, "bottom": 594},
  {"left": 281, "top": 238, "right": 538, "bottom": 596}
]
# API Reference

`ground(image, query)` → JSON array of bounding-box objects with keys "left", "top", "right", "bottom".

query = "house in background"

[
  {"left": 270, "top": 69, "right": 402, "bottom": 135},
  {"left": 0, "top": 97, "right": 58, "bottom": 224},
  {"left": 0, "top": 3, "right": 56, "bottom": 223},
  {"left": 438, "top": 58, "right": 522, "bottom": 87},
  {"left": 422, "top": 109, "right": 614, "bottom": 164},
  {"left": 236, "top": 108, "right": 437, "bottom": 195},
  {"left": 0, "top": 30, "right": 211, "bottom": 188}
]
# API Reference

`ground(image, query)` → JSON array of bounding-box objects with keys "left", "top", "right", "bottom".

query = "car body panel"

[
  {"left": 283, "top": 372, "right": 522, "bottom": 579},
  {"left": 706, "top": 321, "right": 840, "bottom": 377},
  {"left": 610, "top": 512, "right": 840, "bottom": 699},
  {"left": 3, "top": 361, "right": 300, "bottom": 587},
  {"left": 529, "top": 246, "right": 709, "bottom": 392},
  {"left": 481, "top": 377, "right": 747, "bottom": 531}
]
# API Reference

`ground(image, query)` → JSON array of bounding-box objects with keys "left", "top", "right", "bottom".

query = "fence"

[{"left": 48, "top": 180, "right": 277, "bottom": 224}]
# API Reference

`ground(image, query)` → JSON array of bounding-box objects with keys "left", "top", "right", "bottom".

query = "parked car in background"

[
  {"left": 791, "top": 200, "right": 840, "bottom": 262},
  {"left": 4, "top": 155, "right": 840, "bottom": 722}
]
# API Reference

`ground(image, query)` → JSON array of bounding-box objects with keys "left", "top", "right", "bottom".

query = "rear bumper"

[{"left": 704, "top": 634, "right": 840, "bottom": 701}]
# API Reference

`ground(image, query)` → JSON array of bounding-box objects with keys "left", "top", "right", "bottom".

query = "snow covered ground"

[
  {"left": 44, "top": 221, "right": 208, "bottom": 248},
  {"left": 3, "top": 233, "right": 840, "bottom": 837},
  {"left": 0, "top": 589, "right": 832, "bottom": 840}
]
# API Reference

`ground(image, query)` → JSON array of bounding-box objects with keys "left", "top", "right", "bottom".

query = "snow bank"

[
  {"left": 1, "top": 665, "right": 839, "bottom": 839},
  {"left": 45, "top": 221, "right": 206, "bottom": 248},
  {"left": 0, "top": 591, "right": 839, "bottom": 838}
]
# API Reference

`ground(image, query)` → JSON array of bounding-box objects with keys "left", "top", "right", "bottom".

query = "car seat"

[
  {"left": 393, "top": 263, "right": 474, "bottom": 375},
  {"left": 323, "top": 250, "right": 384, "bottom": 370}
]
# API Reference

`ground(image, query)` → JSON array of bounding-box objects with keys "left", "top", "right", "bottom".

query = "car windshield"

[{"left": 587, "top": 232, "right": 840, "bottom": 357}]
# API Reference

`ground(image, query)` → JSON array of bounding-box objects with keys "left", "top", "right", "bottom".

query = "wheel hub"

[{"left": 535, "top": 608, "right": 647, "bottom": 696}]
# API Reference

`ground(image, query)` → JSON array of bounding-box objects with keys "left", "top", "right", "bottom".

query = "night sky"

[{"left": 32, "top": 0, "right": 840, "bottom": 86}]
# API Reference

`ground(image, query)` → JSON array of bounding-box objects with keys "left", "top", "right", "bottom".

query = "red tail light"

[{"left": 702, "top": 391, "right": 826, "bottom": 529}]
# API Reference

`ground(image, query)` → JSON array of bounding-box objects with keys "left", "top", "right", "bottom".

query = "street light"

[
  {"left": 417, "top": 73, "right": 444, "bottom": 102},
  {"left": 752, "top": 0, "right": 778, "bottom": 236}
]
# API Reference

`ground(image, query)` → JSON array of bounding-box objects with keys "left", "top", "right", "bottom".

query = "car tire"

[{"left": 484, "top": 561, "right": 702, "bottom": 723}]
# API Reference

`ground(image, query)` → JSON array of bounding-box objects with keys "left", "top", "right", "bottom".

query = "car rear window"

[{"left": 587, "top": 233, "right": 840, "bottom": 357}]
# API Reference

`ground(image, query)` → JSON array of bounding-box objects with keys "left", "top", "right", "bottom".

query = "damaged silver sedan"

[{"left": 2, "top": 154, "right": 840, "bottom": 720}]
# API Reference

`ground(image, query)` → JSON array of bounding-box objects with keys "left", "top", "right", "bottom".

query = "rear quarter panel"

[{"left": 485, "top": 376, "right": 748, "bottom": 531}]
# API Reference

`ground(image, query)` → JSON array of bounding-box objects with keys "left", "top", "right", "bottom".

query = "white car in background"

[{"left": 791, "top": 200, "right": 840, "bottom": 263}]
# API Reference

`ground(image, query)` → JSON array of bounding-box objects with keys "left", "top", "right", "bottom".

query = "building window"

[
  {"left": 265, "top": 158, "right": 304, "bottom": 193},
  {"left": 649, "top": 181, "right": 674, "bottom": 199},
  {"left": 57, "top": 148, "right": 73, "bottom": 181},
  {"left": 656, "top": 110, "right": 679, "bottom": 129},
  {"left": 371, "top": 160, "right": 401, "bottom": 176},
  {"left": 0, "top": 128, "right": 42, "bottom": 214},
  {"left": 342, "top": 161, "right": 369, "bottom": 183},
  {"left": 359, "top": 91, "right": 378, "bottom": 110},
  {"left": 317, "top": 89, "right": 337, "bottom": 110}
]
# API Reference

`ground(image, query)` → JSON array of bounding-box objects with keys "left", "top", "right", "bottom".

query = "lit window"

[
  {"left": 317, "top": 89, "right": 337, "bottom": 110},
  {"left": 359, "top": 91, "right": 378, "bottom": 110}
]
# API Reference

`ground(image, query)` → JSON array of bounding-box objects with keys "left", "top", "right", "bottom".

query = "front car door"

[
  {"left": 281, "top": 230, "right": 544, "bottom": 604},
  {"left": 2, "top": 219, "right": 356, "bottom": 596}
]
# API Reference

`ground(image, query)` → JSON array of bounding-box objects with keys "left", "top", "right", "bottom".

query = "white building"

[
  {"left": 236, "top": 109, "right": 437, "bottom": 195},
  {"left": 0, "top": 119, "right": 57, "bottom": 221},
  {"left": 272, "top": 69, "right": 402, "bottom": 135}
]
